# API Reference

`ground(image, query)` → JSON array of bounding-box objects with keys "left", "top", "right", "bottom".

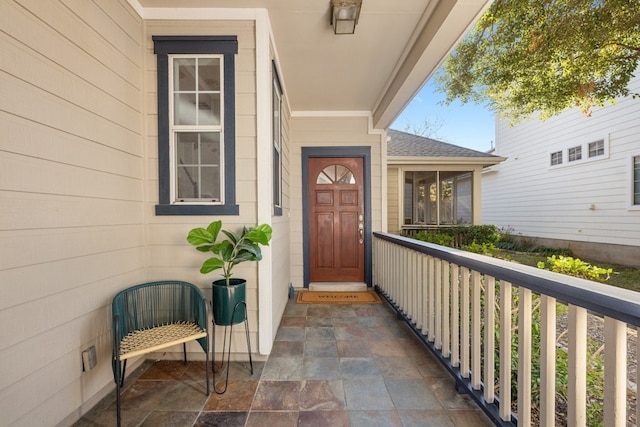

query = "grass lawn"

[{"left": 494, "top": 249, "right": 640, "bottom": 293}]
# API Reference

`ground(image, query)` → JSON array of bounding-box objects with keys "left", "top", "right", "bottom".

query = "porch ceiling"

[{"left": 135, "top": 0, "right": 491, "bottom": 129}]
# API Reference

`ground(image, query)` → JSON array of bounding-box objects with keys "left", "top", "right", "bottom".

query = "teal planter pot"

[{"left": 212, "top": 279, "right": 246, "bottom": 326}]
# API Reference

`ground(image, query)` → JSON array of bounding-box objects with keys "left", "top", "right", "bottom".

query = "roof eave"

[{"left": 387, "top": 156, "right": 506, "bottom": 167}]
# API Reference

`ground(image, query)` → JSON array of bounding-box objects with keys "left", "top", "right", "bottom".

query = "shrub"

[
  {"left": 537, "top": 255, "right": 613, "bottom": 282},
  {"left": 462, "top": 242, "right": 497, "bottom": 256},
  {"left": 413, "top": 231, "right": 454, "bottom": 247},
  {"left": 411, "top": 225, "right": 500, "bottom": 248}
]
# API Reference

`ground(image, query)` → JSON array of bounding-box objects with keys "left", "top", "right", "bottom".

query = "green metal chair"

[{"left": 111, "top": 281, "right": 209, "bottom": 427}]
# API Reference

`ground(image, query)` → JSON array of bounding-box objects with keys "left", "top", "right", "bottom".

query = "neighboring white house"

[{"left": 482, "top": 71, "right": 640, "bottom": 267}]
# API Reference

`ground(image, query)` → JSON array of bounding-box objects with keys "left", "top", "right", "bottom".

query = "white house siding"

[
  {"left": 0, "top": 1, "right": 145, "bottom": 426},
  {"left": 289, "top": 115, "right": 385, "bottom": 288},
  {"left": 482, "top": 73, "right": 640, "bottom": 266}
]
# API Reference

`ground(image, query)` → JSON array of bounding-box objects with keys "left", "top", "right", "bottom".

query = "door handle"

[{"left": 358, "top": 222, "right": 364, "bottom": 244}]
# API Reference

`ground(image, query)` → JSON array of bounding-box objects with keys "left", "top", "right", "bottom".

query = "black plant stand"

[{"left": 211, "top": 300, "right": 253, "bottom": 394}]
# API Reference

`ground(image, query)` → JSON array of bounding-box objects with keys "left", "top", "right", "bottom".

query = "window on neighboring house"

[
  {"left": 550, "top": 151, "right": 563, "bottom": 166},
  {"left": 589, "top": 139, "right": 605, "bottom": 158},
  {"left": 568, "top": 146, "right": 582, "bottom": 162},
  {"left": 634, "top": 155, "right": 640, "bottom": 206},
  {"left": 153, "top": 36, "right": 239, "bottom": 215},
  {"left": 404, "top": 171, "right": 472, "bottom": 226},
  {"left": 272, "top": 62, "right": 283, "bottom": 216}
]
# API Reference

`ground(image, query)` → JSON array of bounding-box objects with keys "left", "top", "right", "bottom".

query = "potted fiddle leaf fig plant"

[{"left": 187, "top": 220, "right": 272, "bottom": 325}]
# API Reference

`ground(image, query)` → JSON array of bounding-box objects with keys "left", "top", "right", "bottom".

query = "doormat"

[{"left": 296, "top": 291, "right": 382, "bottom": 304}]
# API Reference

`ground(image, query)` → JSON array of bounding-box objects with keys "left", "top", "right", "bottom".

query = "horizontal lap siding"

[
  {"left": 0, "top": 1, "right": 144, "bottom": 425},
  {"left": 142, "top": 21, "right": 263, "bottom": 355},
  {"left": 482, "top": 73, "right": 640, "bottom": 247},
  {"left": 272, "top": 53, "right": 292, "bottom": 339},
  {"left": 387, "top": 166, "right": 400, "bottom": 233}
]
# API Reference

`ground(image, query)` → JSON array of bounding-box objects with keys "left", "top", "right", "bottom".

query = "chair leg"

[
  {"left": 205, "top": 340, "right": 210, "bottom": 395},
  {"left": 115, "top": 358, "right": 122, "bottom": 427},
  {"left": 183, "top": 342, "right": 187, "bottom": 364},
  {"left": 120, "top": 360, "right": 127, "bottom": 388}
]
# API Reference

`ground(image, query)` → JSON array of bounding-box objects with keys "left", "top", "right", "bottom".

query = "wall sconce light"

[{"left": 330, "top": 0, "right": 362, "bottom": 35}]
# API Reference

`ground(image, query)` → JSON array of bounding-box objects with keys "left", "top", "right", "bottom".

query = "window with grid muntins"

[
  {"left": 568, "top": 146, "right": 582, "bottom": 162},
  {"left": 172, "top": 56, "right": 223, "bottom": 202},
  {"left": 550, "top": 151, "right": 563, "bottom": 166},
  {"left": 634, "top": 156, "right": 640, "bottom": 205},
  {"left": 272, "top": 62, "right": 283, "bottom": 215},
  {"left": 153, "top": 36, "right": 238, "bottom": 216},
  {"left": 588, "top": 140, "right": 605, "bottom": 158}
]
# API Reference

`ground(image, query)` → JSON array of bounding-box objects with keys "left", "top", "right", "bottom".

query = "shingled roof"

[{"left": 387, "top": 128, "right": 498, "bottom": 158}]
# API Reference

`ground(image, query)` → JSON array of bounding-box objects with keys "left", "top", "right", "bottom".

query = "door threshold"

[{"left": 308, "top": 282, "right": 368, "bottom": 292}]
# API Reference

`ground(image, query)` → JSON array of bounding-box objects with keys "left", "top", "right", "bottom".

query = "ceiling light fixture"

[{"left": 330, "top": 0, "right": 362, "bottom": 35}]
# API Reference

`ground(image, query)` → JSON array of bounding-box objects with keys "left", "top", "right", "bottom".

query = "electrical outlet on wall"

[{"left": 82, "top": 345, "right": 97, "bottom": 372}]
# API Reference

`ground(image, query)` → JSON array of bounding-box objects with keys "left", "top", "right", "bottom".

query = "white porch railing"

[{"left": 373, "top": 232, "right": 640, "bottom": 427}]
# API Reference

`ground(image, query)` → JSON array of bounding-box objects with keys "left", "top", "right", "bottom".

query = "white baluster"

[
  {"left": 540, "top": 295, "right": 556, "bottom": 427},
  {"left": 484, "top": 275, "right": 495, "bottom": 403},
  {"left": 518, "top": 288, "right": 532, "bottom": 426},
  {"left": 471, "top": 270, "right": 481, "bottom": 390},
  {"left": 499, "top": 281, "right": 512, "bottom": 422},
  {"left": 450, "top": 264, "right": 460, "bottom": 367},
  {"left": 568, "top": 304, "right": 586, "bottom": 427},
  {"left": 604, "top": 316, "right": 626, "bottom": 427},
  {"left": 461, "top": 267, "right": 470, "bottom": 378}
]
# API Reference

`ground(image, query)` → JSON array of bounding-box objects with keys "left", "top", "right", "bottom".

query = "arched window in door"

[{"left": 316, "top": 164, "right": 356, "bottom": 185}]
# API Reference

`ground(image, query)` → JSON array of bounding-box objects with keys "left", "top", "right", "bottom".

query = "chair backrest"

[{"left": 112, "top": 280, "right": 208, "bottom": 352}]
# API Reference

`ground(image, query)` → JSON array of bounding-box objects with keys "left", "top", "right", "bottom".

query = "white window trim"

[
  {"left": 567, "top": 145, "right": 582, "bottom": 162},
  {"left": 168, "top": 54, "right": 225, "bottom": 205},
  {"left": 550, "top": 150, "right": 563, "bottom": 166},
  {"left": 630, "top": 153, "right": 640, "bottom": 211},
  {"left": 548, "top": 135, "right": 609, "bottom": 170},
  {"left": 272, "top": 62, "right": 283, "bottom": 214}
]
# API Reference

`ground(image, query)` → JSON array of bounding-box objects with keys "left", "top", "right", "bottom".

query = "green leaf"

[
  {"left": 206, "top": 220, "right": 222, "bottom": 241},
  {"left": 187, "top": 228, "right": 213, "bottom": 246},
  {"left": 217, "top": 240, "right": 235, "bottom": 261},
  {"left": 221, "top": 229, "right": 239, "bottom": 244},
  {"left": 435, "top": 0, "right": 640, "bottom": 122},
  {"left": 200, "top": 258, "right": 224, "bottom": 274},
  {"left": 237, "top": 243, "right": 262, "bottom": 261},
  {"left": 233, "top": 250, "right": 258, "bottom": 264},
  {"left": 245, "top": 224, "right": 273, "bottom": 245}
]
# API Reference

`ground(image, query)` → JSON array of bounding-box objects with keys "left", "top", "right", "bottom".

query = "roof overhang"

[
  {"left": 131, "top": 0, "right": 491, "bottom": 130},
  {"left": 387, "top": 156, "right": 507, "bottom": 168}
]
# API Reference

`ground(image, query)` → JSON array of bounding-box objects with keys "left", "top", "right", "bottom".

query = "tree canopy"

[{"left": 436, "top": 0, "right": 640, "bottom": 122}]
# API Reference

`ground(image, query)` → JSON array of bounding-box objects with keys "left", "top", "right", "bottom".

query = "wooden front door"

[{"left": 308, "top": 157, "right": 365, "bottom": 282}]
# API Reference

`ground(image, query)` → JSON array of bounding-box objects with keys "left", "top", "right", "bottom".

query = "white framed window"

[
  {"left": 272, "top": 62, "right": 283, "bottom": 216},
  {"left": 588, "top": 139, "right": 605, "bottom": 158},
  {"left": 549, "top": 136, "right": 608, "bottom": 169},
  {"left": 568, "top": 145, "right": 582, "bottom": 162},
  {"left": 550, "top": 151, "right": 563, "bottom": 166},
  {"left": 170, "top": 55, "right": 223, "bottom": 203},
  {"left": 633, "top": 155, "right": 640, "bottom": 207}
]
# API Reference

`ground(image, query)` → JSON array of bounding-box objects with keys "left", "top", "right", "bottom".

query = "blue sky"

[{"left": 391, "top": 78, "right": 496, "bottom": 153}]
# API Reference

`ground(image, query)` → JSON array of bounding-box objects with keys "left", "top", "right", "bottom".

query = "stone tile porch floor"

[{"left": 75, "top": 294, "right": 494, "bottom": 426}]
